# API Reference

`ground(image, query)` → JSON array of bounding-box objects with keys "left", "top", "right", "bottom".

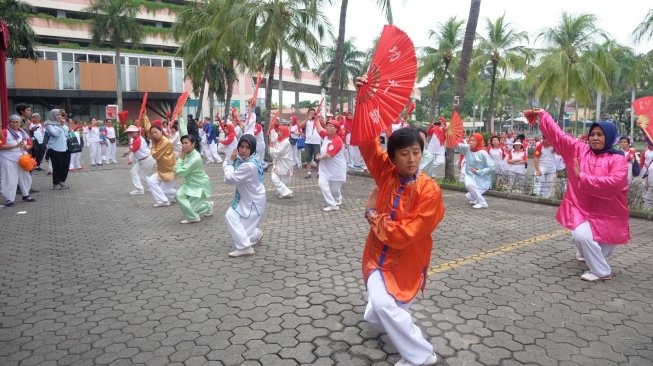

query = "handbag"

[
  {"left": 67, "top": 133, "right": 82, "bottom": 153},
  {"left": 289, "top": 137, "right": 297, "bottom": 146},
  {"left": 297, "top": 136, "right": 306, "bottom": 149},
  {"left": 109, "top": 137, "right": 116, "bottom": 143},
  {"left": 632, "top": 160, "right": 641, "bottom": 177}
]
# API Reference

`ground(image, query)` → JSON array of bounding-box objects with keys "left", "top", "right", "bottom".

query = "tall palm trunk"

[
  {"left": 486, "top": 62, "right": 498, "bottom": 132},
  {"left": 330, "top": 0, "right": 348, "bottom": 115},
  {"left": 195, "top": 71, "right": 207, "bottom": 119},
  {"left": 115, "top": 47, "right": 123, "bottom": 111},
  {"left": 278, "top": 51, "right": 283, "bottom": 115},
  {"left": 445, "top": 0, "right": 481, "bottom": 180},
  {"left": 223, "top": 55, "right": 236, "bottom": 122},
  {"left": 265, "top": 50, "right": 277, "bottom": 127},
  {"left": 557, "top": 99, "right": 565, "bottom": 128}
]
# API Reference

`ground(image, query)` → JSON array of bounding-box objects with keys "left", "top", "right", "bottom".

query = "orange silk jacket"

[{"left": 360, "top": 140, "right": 445, "bottom": 303}]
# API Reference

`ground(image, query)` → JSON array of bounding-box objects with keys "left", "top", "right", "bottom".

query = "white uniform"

[
  {"left": 68, "top": 131, "right": 83, "bottom": 170},
  {"left": 88, "top": 126, "right": 103, "bottom": 166},
  {"left": 533, "top": 144, "right": 557, "bottom": 198},
  {"left": 505, "top": 149, "right": 528, "bottom": 192},
  {"left": 318, "top": 134, "right": 347, "bottom": 208},
  {"left": 641, "top": 147, "right": 653, "bottom": 209},
  {"left": 0, "top": 128, "right": 32, "bottom": 202},
  {"left": 128, "top": 135, "right": 156, "bottom": 192},
  {"left": 104, "top": 126, "right": 117, "bottom": 163},
  {"left": 426, "top": 126, "right": 446, "bottom": 177},
  {"left": 290, "top": 124, "right": 302, "bottom": 167},
  {"left": 269, "top": 137, "right": 294, "bottom": 197}
]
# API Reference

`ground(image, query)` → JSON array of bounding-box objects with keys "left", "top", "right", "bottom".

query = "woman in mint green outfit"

[{"left": 174, "top": 135, "right": 213, "bottom": 224}]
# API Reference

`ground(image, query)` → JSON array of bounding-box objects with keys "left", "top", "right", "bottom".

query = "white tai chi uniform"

[
  {"left": 641, "top": 147, "right": 653, "bottom": 209},
  {"left": 0, "top": 128, "right": 32, "bottom": 203},
  {"left": 533, "top": 143, "right": 557, "bottom": 198},
  {"left": 128, "top": 135, "right": 156, "bottom": 192},
  {"left": 426, "top": 125, "right": 446, "bottom": 177},
  {"left": 254, "top": 124, "right": 267, "bottom": 168},
  {"left": 68, "top": 131, "right": 83, "bottom": 170},
  {"left": 104, "top": 126, "right": 117, "bottom": 163},
  {"left": 223, "top": 157, "right": 266, "bottom": 250},
  {"left": 290, "top": 124, "right": 302, "bottom": 167},
  {"left": 318, "top": 132, "right": 347, "bottom": 207},
  {"left": 88, "top": 126, "right": 103, "bottom": 166},
  {"left": 459, "top": 141, "right": 494, "bottom": 207},
  {"left": 269, "top": 133, "right": 294, "bottom": 197}
]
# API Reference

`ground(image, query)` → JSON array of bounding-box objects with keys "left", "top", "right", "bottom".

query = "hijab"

[
  {"left": 277, "top": 126, "right": 290, "bottom": 142},
  {"left": 470, "top": 133, "right": 485, "bottom": 152},
  {"left": 230, "top": 134, "right": 265, "bottom": 210},
  {"left": 589, "top": 122, "right": 623, "bottom": 155},
  {"left": 46, "top": 109, "right": 61, "bottom": 124}
]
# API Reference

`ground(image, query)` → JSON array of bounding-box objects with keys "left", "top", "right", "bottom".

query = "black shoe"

[
  {"left": 6, "top": 201, "right": 14, "bottom": 207},
  {"left": 22, "top": 196, "right": 36, "bottom": 202}
]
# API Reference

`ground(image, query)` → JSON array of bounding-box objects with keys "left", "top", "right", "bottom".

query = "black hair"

[
  {"left": 619, "top": 135, "right": 630, "bottom": 144},
  {"left": 387, "top": 128, "right": 423, "bottom": 159},
  {"left": 490, "top": 135, "right": 500, "bottom": 144},
  {"left": 308, "top": 108, "right": 316, "bottom": 113},
  {"left": 416, "top": 128, "right": 427, "bottom": 144},
  {"left": 150, "top": 124, "right": 163, "bottom": 132},
  {"left": 15, "top": 103, "right": 30, "bottom": 115},
  {"left": 180, "top": 134, "right": 196, "bottom": 144},
  {"left": 517, "top": 133, "right": 526, "bottom": 142}
]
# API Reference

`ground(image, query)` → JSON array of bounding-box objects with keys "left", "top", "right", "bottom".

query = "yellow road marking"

[{"left": 428, "top": 229, "right": 568, "bottom": 275}]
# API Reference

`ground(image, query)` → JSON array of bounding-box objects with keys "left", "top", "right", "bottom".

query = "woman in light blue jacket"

[{"left": 44, "top": 109, "right": 71, "bottom": 190}]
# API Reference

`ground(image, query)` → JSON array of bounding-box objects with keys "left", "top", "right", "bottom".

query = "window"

[
  {"left": 139, "top": 58, "right": 151, "bottom": 66},
  {"left": 62, "top": 53, "right": 73, "bottom": 62},
  {"left": 129, "top": 66, "right": 138, "bottom": 91},
  {"left": 129, "top": 57, "right": 138, "bottom": 66},
  {"left": 163, "top": 60, "right": 171, "bottom": 67},
  {"left": 101, "top": 55, "right": 114, "bottom": 64},
  {"left": 175, "top": 60, "right": 182, "bottom": 68},
  {"left": 88, "top": 54, "right": 100, "bottom": 63},
  {"left": 75, "top": 54, "right": 87, "bottom": 63},
  {"left": 45, "top": 52, "right": 57, "bottom": 61},
  {"left": 62, "top": 62, "right": 79, "bottom": 89},
  {"left": 152, "top": 59, "right": 162, "bottom": 67}
]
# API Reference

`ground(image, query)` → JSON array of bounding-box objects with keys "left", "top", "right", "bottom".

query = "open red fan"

[
  {"left": 248, "top": 72, "right": 262, "bottom": 120},
  {"left": 445, "top": 111, "right": 464, "bottom": 148},
  {"left": 172, "top": 92, "right": 189, "bottom": 120},
  {"left": 633, "top": 96, "right": 653, "bottom": 143},
  {"left": 351, "top": 25, "right": 417, "bottom": 145},
  {"left": 118, "top": 111, "right": 129, "bottom": 129},
  {"left": 136, "top": 92, "right": 148, "bottom": 127}
]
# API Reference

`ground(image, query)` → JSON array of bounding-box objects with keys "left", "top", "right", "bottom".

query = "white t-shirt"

[
  {"left": 318, "top": 134, "right": 347, "bottom": 182},
  {"left": 30, "top": 123, "right": 45, "bottom": 144},
  {"left": 105, "top": 126, "right": 116, "bottom": 139},
  {"left": 88, "top": 126, "right": 101, "bottom": 143},
  {"left": 506, "top": 149, "right": 527, "bottom": 174},
  {"left": 304, "top": 119, "right": 322, "bottom": 145}
]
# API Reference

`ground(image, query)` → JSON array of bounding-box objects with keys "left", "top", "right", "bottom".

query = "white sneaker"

[
  {"left": 153, "top": 201, "right": 171, "bottom": 207},
  {"left": 580, "top": 272, "right": 613, "bottom": 282},
  {"left": 472, "top": 203, "right": 488, "bottom": 209},
  {"left": 323, "top": 206, "right": 340, "bottom": 212},
  {"left": 180, "top": 217, "right": 201, "bottom": 224},
  {"left": 279, "top": 192, "right": 293, "bottom": 199},
  {"left": 229, "top": 247, "right": 255, "bottom": 257},
  {"left": 395, "top": 353, "right": 439, "bottom": 366},
  {"left": 203, "top": 201, "right": 214, "bottom": 217},
  {"left": 576, "top": 254, "right": 586, "bottom": 262},
  {"left": 130, "top": 190, "right": 145, "bottom": 195}
]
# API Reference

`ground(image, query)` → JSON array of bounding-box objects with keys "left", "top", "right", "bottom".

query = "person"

[
  {"left": 104, "top": 120, "right": 118, "bottom": 163},
  {"left": 289, "top": 115, "right": 303, "bottom": 168},
  {"left": 505, "top": 130, "right": 515, "bottom": 151},
  {"left": 640, "top": 139, "right": 653, "bottom": 209},
  {"left": 533, "top": 136, "right": 557, "bottom": 198},
  {"left": 28, "top": 113, "right": 45, "bottom": 171},
  {"left": 186, "top": 115, "right": 201, "bottom": 153},
  {"left": 425, "top": 117, "right": 446, "bottom": 178},
  {"left": 618, "top": 136, "right": 638, "bottom": 183},
  {"left": 87, "top": 119, "right": 103, "bottom": 167},
  {"left": 223, "top": 134, "right": 266, "bottom": 257},
  {"left": 254, "top": 122, "right": 268, "bottom": 168},
  {"left": 170, "top": 121, "right": 182, "bottom": 158},
  {"left": 174, "top": 135, "right": 213, "bottom": 224},
  {"left": 505, "top": 139, "right": 528, "bottom": 193},
  {"left": 534, "top": 109, "right": 629, "bottom": 282},
  {"left": 15, "top": 103, "right": 32, "bottom": 133},
  {"left": 417, "top": 128, "right": 436, "bottom": 178},
  {"left": 344, "top": 111, "right": 365, "bottom": 170},
  {"left": 268, "top": 126, "right": 294, "bottom": 198},
  {"left": 301, "top": 108, "right": 322, "bottom": 179},
  {"left": 459, "top": 133, "right": 494, "bottom": 208},
  {"left": 68, "top": 121, "right": 83, "bottom": 171},
  {"left": 315, "top": 118, "right": 347, "bottom": 211},
  {"left": 123, "top": 125, "right": 156, "bottom": 195},
  {"left": 204, "top": 118, "right": 222, "bottom": 163},
  {"left": 1, "top": 115, "right": 36, "bottom": 206},
  {"left": 147, "top": 121, "right": 177, "bottom": 207},
  {"left": 354, "top": 98, "right": 445, "bottom": 365},
  {"left": 162, "top": 120, "right": 171, "bottom": 137},
  {"left": 99, "top": 120, "right": 108, "bottom": 164},
  {"left": 43, "top": 109, "right": 71, "bottom": 190}
]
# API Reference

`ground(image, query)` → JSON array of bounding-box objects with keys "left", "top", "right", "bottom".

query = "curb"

[{"left": 347, "top": 168, "right": 653, "bottom": 221}]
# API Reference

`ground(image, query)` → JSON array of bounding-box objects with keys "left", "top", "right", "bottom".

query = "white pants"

[
  {"left": 130, "top": 156, "right": 156, "bottom": 191},
  {"left": 348, "top": 145, "right": 364, "bottom": 167},
  {"left": 318, "top": 176, "right": 344, "bottom": 207},
  {"left": 88, "top": 142, "right": 102, "bottom": 165},
  {"left": 432, "top": 154, "right": 445, "bottom": 177},
  {"left": 643, "top": 169, "right": 653, "bottom": 209},
  {"left": 208, "top": 143, "right": 222, "bottom": 163},
  {"left": 106, "top": 141, "right": 117, "bottom": 162},
  {"left": 271, "top": 172, "right": 293, "bottom": 196},
  {"left": 100, "top": 143, "right": 108, "bottom": 162},
  {"left": 364, "top": 271, "right": 433, "bottom": 364},
  {"left": 291, "top": 144, "right": 302, "bottom": 166},
  {"left": 572, "top": 221, "right": 616, "bottom": 277},
  {"left": 464, "top": 176, "right": 487, "bottom": 206},
  {"left": 69, "top": 152, "right": 82, "bottom": 169},
  {"left": 225, "top": 207, "right": 263, "bottom": 250},
  {"left": 147, "top": 174, "right": 177, "bottom": 204},
  {"left": 0, "top": 159, "right": 32, "bottom": 202},
  {"left": 534, "top": 166, "right": 556, "bottom": 198}
]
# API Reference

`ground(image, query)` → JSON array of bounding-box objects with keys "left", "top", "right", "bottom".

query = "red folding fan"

[
  {"left": 633, "top": 96, "right": 653, "bottom": 143},
  {"left": 248, "top": 72, "right": 262, "bottom": 119},
  {"left": 351, "top": 25, "right": 417, "bottom": 145},
  {"left": 445, "top": 111, "right": 464, "bottom": 148},
  {"left": 403, "top": 101, "right": 415, "bottom": 120}
]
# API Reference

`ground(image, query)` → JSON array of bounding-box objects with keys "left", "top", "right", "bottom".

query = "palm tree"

[
  {"left": 446, "top": 0, "right": 481, "bottom": 180},
  {"left": 85, "top": 0, "right": 144, "bottom": 112},
  {"left": 173, "top": 0, "right": 252, "bottom": 121},
  {"left": 314, "top": 39, "right": 364, "bottom": 112},
  {"left": 247, "top": 0, "right": 328, "bottom": 126},
  {"left": 475, "top": 14, "right": 529, "bottom": 132},
  {"left": 527, "top": 13, "right": 607, "bottom": 124},
  {"left": 0, "top": 0, "right": 37, "bottom": 61},
  {"left": 633, "top": 9, "right": 653, "bottom": 44},
  {"left": 418, "top": 16, "right": 465, "bottom": 119}
]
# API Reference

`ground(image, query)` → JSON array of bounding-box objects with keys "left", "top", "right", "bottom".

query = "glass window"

[
  {"left": 139, "top": 58, "right": 151, "bottom": 66},
  {"left": 121, "top": 56, "right": 126, "bottom": 65},
  {"left": 45, "top": 52, "right": 57, "bottom": 61},
  {"left": 62, "top": 53, "right": 73, "bottom": 62},
  {"left": 152, "top": 59, "right": 162, "bottom": 67},
  {"left": 101, "top": 55, "right": 114, "bottom": 64},
  {"left": 129, "top": 66, "right": 138, "bottom": 91},
  {"left": 6, "top": 62, "right": 15, "bottom": 88},
  {"left": 62, "top": 62, "right": 79, "bottom": 90},
  {"left": 175, "top": 60, "right": 182, "bottom": 68},
  {"left": 163, "top": 60, "right": 171, "bottom": 67},
  {"left": 75, "top": 54, "right": 87, "bottom": 63},
  {"left": 129, "top": 57, "right": 138, "bottom": 66},
  {"left": 88, "top": 54, "right": 100, "bottom": 63}
]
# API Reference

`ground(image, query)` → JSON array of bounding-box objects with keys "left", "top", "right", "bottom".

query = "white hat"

[
  {"left": 125, "top": 125, "right": 140, "bottom": 133},
  {"left": 513, "top": 140, "right": 523, "bottom": 146}
]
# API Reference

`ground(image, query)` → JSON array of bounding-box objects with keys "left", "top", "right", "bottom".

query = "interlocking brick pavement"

[{"left": 1, "top": 150, "right": 652, "bottom": 366}]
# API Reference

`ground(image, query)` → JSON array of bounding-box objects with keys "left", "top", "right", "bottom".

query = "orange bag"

[{"left": 18, "top": 153, "right": 37, "bottom": 172}]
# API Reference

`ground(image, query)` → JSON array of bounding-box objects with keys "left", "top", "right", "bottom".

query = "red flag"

[
  {"left": 118, "top": 111, "right": 129, "bottom": 129},
  {"left": 136, "top": 92, "right": 148, "bottom": 128},
  {"left": 172, "top": 92, "right": 189, "bottom": 121}
]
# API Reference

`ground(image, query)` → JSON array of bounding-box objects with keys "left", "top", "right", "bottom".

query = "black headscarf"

[{"left": 238, "top": 134, "right": 257, "bottom": 155}]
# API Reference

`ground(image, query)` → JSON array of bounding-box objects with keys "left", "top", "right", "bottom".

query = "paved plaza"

[{"left": 1, "top": 153, "right": 652, "bottom": 366}]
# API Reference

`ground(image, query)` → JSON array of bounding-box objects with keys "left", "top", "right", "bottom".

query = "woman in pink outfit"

[{"left": 535, "top": 110, "right": 629, "bottom": 282}]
